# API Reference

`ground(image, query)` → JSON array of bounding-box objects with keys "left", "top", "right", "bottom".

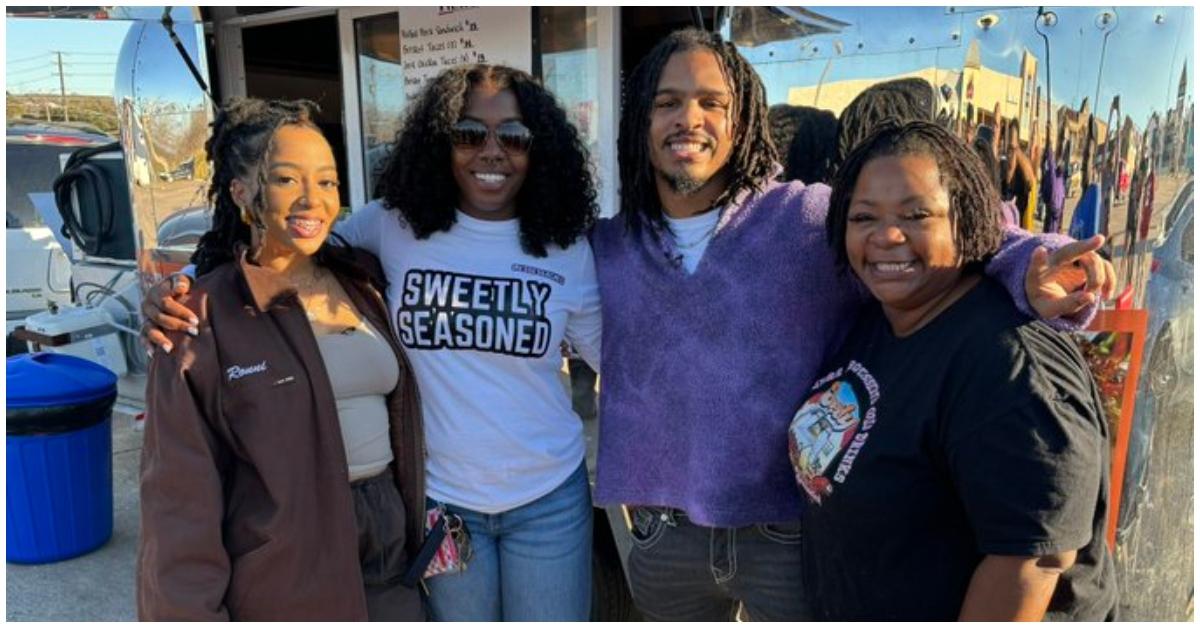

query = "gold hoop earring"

[{"left": 240, "top": 206, "right": 252, "bottom": 226}]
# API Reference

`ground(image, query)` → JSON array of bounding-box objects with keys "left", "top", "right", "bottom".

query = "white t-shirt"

[
  {"left": 336, "top": 200, "right": 602, "bottom": 513},
  {"left": 665, "top": 209, "right": 721, "bottom": 274}
]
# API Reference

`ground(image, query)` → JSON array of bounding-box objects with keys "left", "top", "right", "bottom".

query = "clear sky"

[
  {"left": 5, "top": 17, "right": 133, "bottom": 96},
  {"left": 738, "top": 6, "right": 1194, "bottom": 129}
]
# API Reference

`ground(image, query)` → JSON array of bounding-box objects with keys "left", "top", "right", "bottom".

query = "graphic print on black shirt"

[
  {"left": 396, "top": 269, "right": 553, "bottom": 357},
  {"left": 788, "top": 360, "right": 880, "bottom": 504}
]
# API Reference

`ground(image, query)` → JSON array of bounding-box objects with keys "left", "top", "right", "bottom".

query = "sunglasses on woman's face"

[{"left": 449, "top": 119, "right": 534, "bottom": 155}]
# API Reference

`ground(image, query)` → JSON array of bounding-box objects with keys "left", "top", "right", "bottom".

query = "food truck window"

[
  {"left": 538, "top": 7, "right": 600, "bottom": 149},
  {"left": 242, "top": 15, "right": 348, "bottom": 207},
  {"left": 353, "top": 12, "right": 404, "bottom": 197}
]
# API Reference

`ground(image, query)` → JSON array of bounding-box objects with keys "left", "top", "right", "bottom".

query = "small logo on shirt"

[
  {"left": 227, "top": 361, "right": 267, "bottom": 381},
  {"left": 511, "top": 263, "right": 565, "bottom": 285}
]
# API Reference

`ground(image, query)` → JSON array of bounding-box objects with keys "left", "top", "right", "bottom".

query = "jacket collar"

[{"left": 234, "top": 243, "right": 298, "bottom": 312}]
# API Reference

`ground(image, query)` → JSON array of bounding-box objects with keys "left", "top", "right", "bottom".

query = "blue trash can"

[{"left": 7, "top": 353, "right": 117, "bottom": 564}]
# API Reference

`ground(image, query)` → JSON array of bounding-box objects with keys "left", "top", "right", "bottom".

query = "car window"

[
  {"left": 1163, "top": 181, "right": 1194, "bottom": 237},
  {"left": 5, "top": 143, "right": 73, "bottom": 229}
]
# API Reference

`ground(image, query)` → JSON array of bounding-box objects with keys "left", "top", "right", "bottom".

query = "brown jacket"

[{"left": 138, "top": 247, "right": 425, "bottom": 621}]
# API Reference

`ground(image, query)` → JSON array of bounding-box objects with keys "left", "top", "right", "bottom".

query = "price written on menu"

[{"left": 398, "top": 7, "right": 532, "bottom": 100}]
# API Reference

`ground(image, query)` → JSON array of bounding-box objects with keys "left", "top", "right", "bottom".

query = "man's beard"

[{"left": 663, "top": 170, "right": 708, "bottom": 196}]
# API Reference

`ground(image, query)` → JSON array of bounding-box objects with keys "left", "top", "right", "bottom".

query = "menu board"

[{"left": 398, "top": 7, "right": 532, "bottom": 100}]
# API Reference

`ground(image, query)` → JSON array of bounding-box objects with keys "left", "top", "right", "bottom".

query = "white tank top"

[{"left": 314, "top": 320, "right": 398, "bottom": 481}]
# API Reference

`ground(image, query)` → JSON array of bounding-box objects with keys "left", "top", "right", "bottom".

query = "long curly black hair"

[
  {"left": 826, "top": 119, "right": 1003, "bottom": 272},
  {"left": 618, "top": 28, "right": 778, "bottom": 232},
  {"left": 192, "top": 98, "right": 362, "bottom": 280},
  {"left": 375, "top": 64, "right": 596, "bottom": 257}
]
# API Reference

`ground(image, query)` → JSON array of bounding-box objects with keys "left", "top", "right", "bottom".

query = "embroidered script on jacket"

[{"left": 227, "top": 361, "right": 268, "bottom": 381}]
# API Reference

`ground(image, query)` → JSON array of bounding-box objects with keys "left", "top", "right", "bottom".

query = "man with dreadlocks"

[{"left": 589, "top": 28, "right": 1115, "bottom": 621}]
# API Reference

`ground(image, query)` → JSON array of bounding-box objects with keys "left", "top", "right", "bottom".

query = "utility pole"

[{"left": 54, "top": 51, "right": 70, "bottom": 122}]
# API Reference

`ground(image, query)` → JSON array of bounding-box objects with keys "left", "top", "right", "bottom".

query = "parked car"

[
  {"left": 5, "top": 123, "right": 113, "bottom": 354},
  {"left": 1118, "top": 180, "right": 1193, "bottom": 533},
  {"left": 1142, "top": 184, "right": 1193, "bottom": 397}
]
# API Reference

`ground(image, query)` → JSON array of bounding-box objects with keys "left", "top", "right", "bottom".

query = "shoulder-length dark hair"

[
  {"left": 826, "top": 119, "right": 1003, "bottom": 271},
  {"left": 617, "top": 28, "right": 778, "bottom": 232},
  {"left": 375, "top": 64, "right": 597, "bottom": 257}
]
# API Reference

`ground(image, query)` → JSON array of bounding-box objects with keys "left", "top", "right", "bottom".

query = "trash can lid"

[{"left": 6, "top": 353, "right": 118, "bottom": 409}]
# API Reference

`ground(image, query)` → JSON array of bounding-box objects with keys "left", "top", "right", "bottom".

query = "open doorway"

[
  {"left": 620, "top": 7, "right": 719, "bottom": 77},
  {"left": 240, "top": 15, "right": 349, "bottom": 206}
]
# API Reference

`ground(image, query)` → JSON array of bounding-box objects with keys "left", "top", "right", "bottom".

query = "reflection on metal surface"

[
  {"left": 976, "top": 13, "right": 1001, "bottom": 30},
  {"left": 737, "top": 6, "right": 1193, "bottom": 619},
  {"left": 6, "top": 6, "right": 202, "bottom": 22},
  {"left": 113, "top": 16, "right": 212, "bottom": 290},
  {"left": 729, "top": 7, "right": 850, "bottom": 48}
]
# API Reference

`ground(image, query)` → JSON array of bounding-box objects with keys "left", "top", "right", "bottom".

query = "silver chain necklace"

[{"left": 674, "top": 223, "right": 717, "bottom": 250}]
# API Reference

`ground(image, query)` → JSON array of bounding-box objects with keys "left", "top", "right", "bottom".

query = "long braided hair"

[
  {"left": 375, "top": 64, "right": 597, "bottom": 258},
  {"left": 193, "top": 98, "right": 324, "bottom": 275},
  {"left": 768, "top": 103, "right": 838, "bottom": 184},
  {"left": 834, "top": 78, "right": 937, "bottom": 170},
  {"left": 618, "top": 28, "right": 778, "bottom": 232},
  {"left": 826, "top": 119, "right": 1003, "bottom": 272}
]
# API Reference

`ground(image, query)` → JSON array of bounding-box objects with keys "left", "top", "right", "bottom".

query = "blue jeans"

[{"left": 424, "top": 462, "right": 592, "bottom": 621}]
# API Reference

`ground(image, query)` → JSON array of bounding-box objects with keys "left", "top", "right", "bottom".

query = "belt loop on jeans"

[{"left": 660, "top": 507, "right": 685, "bottom": 527}]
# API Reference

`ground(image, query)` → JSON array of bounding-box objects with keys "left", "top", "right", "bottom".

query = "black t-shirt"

[{"left": 791, "top": 277, "right": 1117, "bottom": 621}]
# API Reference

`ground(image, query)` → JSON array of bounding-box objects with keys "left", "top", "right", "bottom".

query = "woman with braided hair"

[
  {"left": 792, "top": 120, "right": 1117, "bottom": 620},
  {"left": 138, "top": 98, "right": 425, "bottom": 621}
]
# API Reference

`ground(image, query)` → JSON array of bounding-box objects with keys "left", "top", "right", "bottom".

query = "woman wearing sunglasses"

[
  {"left": 352, "top": 64, "right": 601, "bottom": 621},
  {"left": 143, "top": 65, "right": 600, "bottom": 620}
]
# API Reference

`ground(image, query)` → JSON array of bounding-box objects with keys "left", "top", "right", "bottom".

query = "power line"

[
  {"left": 7, "top": 53, "right": 50, "bottom": 65},
  {"left": 8, "top": 58, "right": 50, "bottom": 69},
  {"left": 7, "top": 64, "right": 52, "bottom": 77},
  {"left": 55, "top": 51, "right": 119, "bottom": 57},
  {"left": 6, "top": 80, "right": 56, "bottom": 91},
  {"left": 5, "top": 78, "right": 55, "bottom": 89},
  {"left": 7, "top": 76, "right": 54, "bottom": 86}
]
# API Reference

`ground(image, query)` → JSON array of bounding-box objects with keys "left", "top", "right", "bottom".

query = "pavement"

[{"left": 6, "top": 376, "right": 145, "bottom": 622}]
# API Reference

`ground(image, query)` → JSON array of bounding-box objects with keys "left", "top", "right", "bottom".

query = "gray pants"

[
  {"left": 351, "top": 470, "right": 425, "bottom": 621},
  {"left": 626, "top": 507, "right": 809, "bottom": 621}
]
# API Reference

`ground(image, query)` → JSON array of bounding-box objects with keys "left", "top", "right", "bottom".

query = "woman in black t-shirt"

[{"left": 790, "top": 120, "right": 1117, "bottom": 620}]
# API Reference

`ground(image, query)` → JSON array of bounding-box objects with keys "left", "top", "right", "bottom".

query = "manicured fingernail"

[
  {"left": 188, "top": 327, "right": 199, "bottom": 336},
  {"left": 163, "top": 343, "right": 173, "bottom": 354},
  {"left": 189, "top": 316, "right": 199, "bottom": 326},
  {"left": 146, "top": 348, "right": 154, "bottom": 359}
]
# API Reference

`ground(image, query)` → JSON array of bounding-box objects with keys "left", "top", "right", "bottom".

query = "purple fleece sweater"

[{"left": 590, "top": 179, "right": 1087, "bottom": 527}]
